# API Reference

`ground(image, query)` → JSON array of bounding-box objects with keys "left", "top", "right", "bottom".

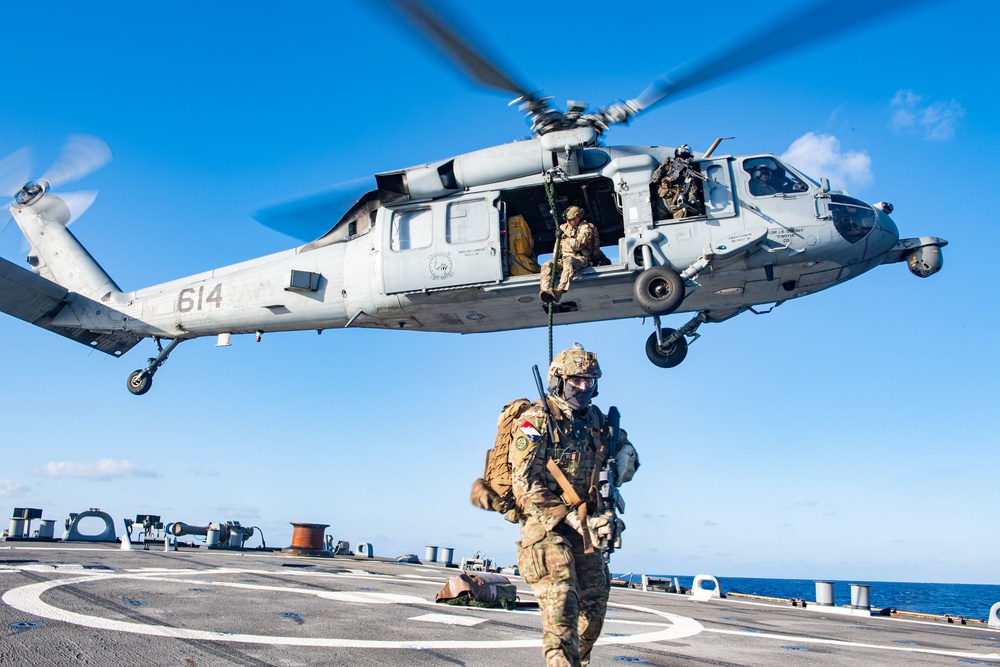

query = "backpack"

[{"left": 470, "top": 398, "right": 532, "bottom": 521}]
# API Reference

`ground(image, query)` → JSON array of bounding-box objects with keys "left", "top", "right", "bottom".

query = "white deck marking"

[
  {"left": 1, "top": 566, "right": 702, "bottom": 649},
  {"left": 704, "top": 628, "right": 1000, "bottom": 662},
  {"left": 410, "top": 613, "right": 487, "bottom": 627}
]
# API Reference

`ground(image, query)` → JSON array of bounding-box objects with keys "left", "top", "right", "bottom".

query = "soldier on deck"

[
  {"left": 539, "top": 206, "right": 600, "bottom": 305},
  {"left": 509, "top": 345, "right": 639, "bottom": 667}
]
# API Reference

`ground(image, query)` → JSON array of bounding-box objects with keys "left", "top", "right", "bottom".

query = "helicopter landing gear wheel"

[
  {"left": 645, "top": 329, "right": 688, "bottom": 368},
  {"left": 634, "top": 266, "right": 684, "bottom": 315},
  {"left": 125, "top": 337, "right": 185, "bottom": 396},
  {"left": 127, "top": 370, "right": 152, "bottom": 396}
]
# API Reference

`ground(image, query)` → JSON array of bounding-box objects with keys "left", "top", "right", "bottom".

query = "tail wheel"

[
  {"left": 645, "top": 329, "right": 688, "bottom": 368},
  {"left": 634, "top": 266, "right": 684, "bottom": 315},
  {"left": 127, "top": 370, "right": 152, "bottom": 396}
]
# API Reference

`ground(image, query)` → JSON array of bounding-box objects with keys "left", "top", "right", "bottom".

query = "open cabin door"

[{"left": 381, "top": 192, "right": 503, "bottom": 295}]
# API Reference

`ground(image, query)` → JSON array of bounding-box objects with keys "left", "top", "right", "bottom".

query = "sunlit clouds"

[
  {"left": 31, "top": 458, "right": 159, "bottom": 481},
  {"left": 0, "top": 479, "right": 29, "bottom": 497},
  {"left": 217, "top": 503, "right": 261, "bottom": 520},
  {"left": 781, "top": 132, "right": 872, "bottom": 191},
  {"left": 890, "top": 90, "right": 965, "bottom": 141}
]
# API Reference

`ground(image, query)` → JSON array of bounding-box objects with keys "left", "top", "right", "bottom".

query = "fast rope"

[{"left": 543, "top": 171, "right": 562, "bottom": 365}]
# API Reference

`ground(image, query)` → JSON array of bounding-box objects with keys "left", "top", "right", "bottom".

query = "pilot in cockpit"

[{"left": 749, "top": 165, "right": 777, "bottom": 196}]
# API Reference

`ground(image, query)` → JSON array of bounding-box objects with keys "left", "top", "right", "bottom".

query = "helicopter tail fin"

[
  {"left": 1, "top": 188, "right": 142, "bottom": 357},
  {"left": 8, "top": 188, "right": 121, "bottom": 301}
]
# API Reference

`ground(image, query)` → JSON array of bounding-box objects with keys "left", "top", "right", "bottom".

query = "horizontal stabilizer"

[{"left": 0, "top": 255, "right": 142, "bottom": 356}]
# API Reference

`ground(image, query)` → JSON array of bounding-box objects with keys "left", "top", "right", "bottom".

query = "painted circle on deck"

[{"left": 2, "top": 567, "right": 703, "bottom": 649}]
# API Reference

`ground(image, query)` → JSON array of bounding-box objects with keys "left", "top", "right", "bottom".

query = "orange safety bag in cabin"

[{"left": 507, "top": 215, "right": 540, "bottom": 276}]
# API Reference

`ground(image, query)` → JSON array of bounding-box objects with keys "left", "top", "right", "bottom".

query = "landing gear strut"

[
  {"left": 644, "top": 312, "right": 707, "bottom": 369},
  {"left": 127, "top": 338, "right": 184, "bottom": 396}
]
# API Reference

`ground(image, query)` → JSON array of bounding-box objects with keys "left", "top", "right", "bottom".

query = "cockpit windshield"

[
  {"left": 829, "top": 194, "right": 876, "bottom": 244},
  {"left": 742, "top": 157, "right": 809, "bottom": 196}
]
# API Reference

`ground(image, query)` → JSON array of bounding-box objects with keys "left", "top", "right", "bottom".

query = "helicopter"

[{"left": 0, "top": 0, "right": 947, "bottom": 396}]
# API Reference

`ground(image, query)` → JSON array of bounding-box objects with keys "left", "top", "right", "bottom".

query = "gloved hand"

[
  {"left": 588, "top": 513, "right": 612, "bottom": 542},
  {"left": 563, "top": 509, "right": 583, "bottom": 536},
  {"left": 555, "top": 226, "right": 566, "bottom": 239}
]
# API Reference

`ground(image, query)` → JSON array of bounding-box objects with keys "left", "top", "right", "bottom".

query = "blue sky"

[{"left": 1, "top": 0, "right": 996, "bottom": 586}]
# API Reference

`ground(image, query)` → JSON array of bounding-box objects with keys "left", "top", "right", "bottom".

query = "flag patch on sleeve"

[{"left": 519, "top": 421, "right": 541, "bottom": 441}]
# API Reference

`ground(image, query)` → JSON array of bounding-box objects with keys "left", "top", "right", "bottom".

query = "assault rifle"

[{"left": 599, "top": 406, "right": 625, "bottom": 555}]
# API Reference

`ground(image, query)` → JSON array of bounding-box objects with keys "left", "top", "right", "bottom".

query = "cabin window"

[
  {"left": 445, "top": 200, "right": 490, "bottom": 244},
  {"left": 390, "top": 207, "right": 433, "bottom": 251}
]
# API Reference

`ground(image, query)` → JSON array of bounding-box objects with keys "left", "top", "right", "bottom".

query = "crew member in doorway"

[
  {"left": 651, "top": 144, "right": 705, "bottom": 219},
  {"left": 539, "top": 206, "right": 599, "bottom": 305}
]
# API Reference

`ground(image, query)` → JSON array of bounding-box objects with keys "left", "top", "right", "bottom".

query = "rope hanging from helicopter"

[{"left": 543, "top": 170, "right": 562, "bottom": 365}]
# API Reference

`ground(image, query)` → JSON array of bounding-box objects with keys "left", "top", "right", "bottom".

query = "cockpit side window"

[
  {"left": 829, "top": 194, "right": 876, "bottom": 244},
  {"left": 743, "top": 157, "right": 809, "bottom": 197}
]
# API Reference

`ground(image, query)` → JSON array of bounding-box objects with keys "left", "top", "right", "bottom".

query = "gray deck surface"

[{"left": 2, "top": 542, "right": 998, "bottom": 666}]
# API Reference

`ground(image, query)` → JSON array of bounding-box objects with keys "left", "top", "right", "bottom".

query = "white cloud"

[
  {"left": 217, "top": 503, "right": 261, "bottom": 520},
  {"left": 781, "top": 132, "right": 872, "bottom": 191},
  {"left": 890, "top": 89, "right": 965, "bottom": 141},
  {"left": 32, "top": 458, "right": 159, "bottom": 481},
  {"left": 0, "top": 479, "right": 29, "bottom": 497}
]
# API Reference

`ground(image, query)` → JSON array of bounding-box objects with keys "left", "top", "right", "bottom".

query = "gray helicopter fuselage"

[
  {"left": 91, "top": 138, "right": 922, "bottom": 342},
  {"left": 1, "top": 134, "right": 944, "bottom": 395}
]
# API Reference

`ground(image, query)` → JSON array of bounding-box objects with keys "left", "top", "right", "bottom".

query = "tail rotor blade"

[
  {"left": 0, "top": 147, "right": 32, "bottom": 199},
  {"left": 40, "top": 134, "right": 112, "bottom": 190},
  {"left": 58, "top": 190, "right": 100, "bottom": 227}
]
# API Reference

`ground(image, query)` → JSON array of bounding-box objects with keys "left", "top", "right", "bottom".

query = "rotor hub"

[{"left": 15, "top": 180, "right": 49, "bottom": 207}]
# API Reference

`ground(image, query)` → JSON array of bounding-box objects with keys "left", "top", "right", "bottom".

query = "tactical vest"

[{"left": 544, "top": 405, "right": 609, "bottom": 506}]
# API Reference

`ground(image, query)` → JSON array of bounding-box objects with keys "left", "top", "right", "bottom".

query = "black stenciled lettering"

[
  {"left": 177, "top": 288, "right": 195, "bottom": 313},
  {"left": 206, "top": 283, "right": 223, "bottom": 308}
]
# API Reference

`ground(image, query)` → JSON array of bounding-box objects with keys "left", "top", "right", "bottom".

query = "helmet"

[
  {"left": 549, "top": 343, "right": 602, "bottom": 381},
  {"left": 549, "top": 343, "right": 601, "bottom": 411},
  {"left": 753, "top": 165, "right": 772, "bottom": 178},
  {"left": 549, "top": 343, "right": 601, "bottom": 410},
  {"left": 674, "top": 144, "right": 693, "bottom": 159},
  {"left": 563, "top": 206, "right": 584, "bottom": 221}
]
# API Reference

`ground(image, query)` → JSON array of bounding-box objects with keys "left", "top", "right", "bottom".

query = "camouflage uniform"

[
  {"left": 539, "top": 207, "right": 600, "bottom": 302},
  {"left": 507, "top": 347, "right": 635, "bottom": 667},
  {"left": 652, "top": 148, "right": 705, "bottom": 220}
]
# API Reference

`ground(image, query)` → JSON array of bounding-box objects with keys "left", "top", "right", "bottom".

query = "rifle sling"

[{"left": 546, "top": 459, "right": 594, "bottom": 554}]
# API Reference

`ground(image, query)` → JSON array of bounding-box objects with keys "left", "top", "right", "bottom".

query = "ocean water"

[{"left": 613, "top": 575, "right": 1000, "bottom": 621}]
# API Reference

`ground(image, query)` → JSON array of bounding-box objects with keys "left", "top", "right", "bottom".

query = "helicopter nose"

[{"left": 865, "top": 206, "right": 899, "bottom": 259}]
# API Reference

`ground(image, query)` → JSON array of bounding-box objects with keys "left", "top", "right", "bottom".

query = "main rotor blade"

[
  {"left": 373, "top": 0, "right": 535, "bottom": 98},
  {"left": 253, "top": 178, "right": 375, "bottom": 243},
  {"left": 630, "top": 0, "right": 941, "bottom": 114}
]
